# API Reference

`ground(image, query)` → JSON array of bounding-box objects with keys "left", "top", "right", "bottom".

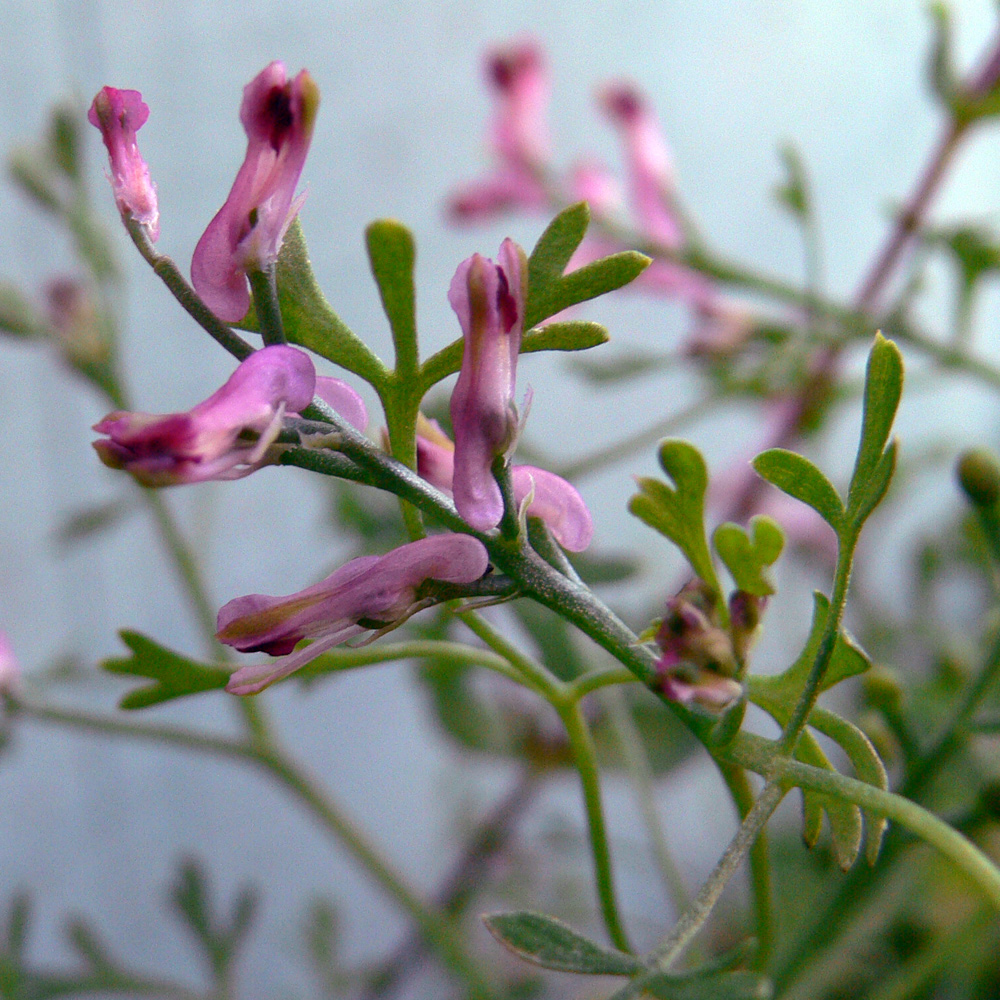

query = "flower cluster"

[
  {"left": 88, "top": 62, "right": 594, "bottom": 694},
  {"left": 449, "top": 41, "right": 759, "bottom": 358}
]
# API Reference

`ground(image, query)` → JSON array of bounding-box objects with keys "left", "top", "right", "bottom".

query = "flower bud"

[{"left": 957, "top": 448, "right": 1000, "bottom": 508}]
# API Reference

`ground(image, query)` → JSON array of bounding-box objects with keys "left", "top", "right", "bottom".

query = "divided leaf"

[
  {"left": 712, "top": 516, "right": 785, "bottom": 596},
  {"left": 366, "top": 219, "right": 418, "bottom": 378},
  {"left": 525, "top": 202, "right": 650, "bottom": 329},
  {"left": 101, "top": 631, "right": 228, "bottom": 710},
  {"left": 629, "top": 439, "right": 721, "bottom": 598},
  {"left": 847, "top": 334, "right": 903, "bottom": 523},
  {"left": 483, "top": 911, "right": 642, "bottom": 976},
  {"left": 752, "top": 449, "right": 844, "bottom": 533},
  {"left": 239, "top": 219, "right": 388, "bottom": 388}
]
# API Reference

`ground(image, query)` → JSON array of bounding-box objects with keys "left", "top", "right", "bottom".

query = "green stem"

[
  {"left": 125, "top": 218, "right": 254, "bottom": 362},
  {"left": 779, "top": 531, "right": 856, "bottom": 752},
  {"left": 718, "top": 764, "right": 774, "bottom": 970},
  {"left": 604, "top": 687, "right": 692, "bottom": 916},
  {"left": 728, "top": 734, "right": 1000, "bottom": 909},
  {"left": 608, "top": 782, "right": 785, "bottom": 1000},
  {"left": 13, "top": 697, "right": 496, "bottom": 998},
  {"left": 570, "top": 667, "right": 638, "bottom": 700},
  {"left": 247, "top": 266, "right": 285, "bottom": 346},
  {"left": 559, "top": 699, "right": 632, "bottom": 953}
]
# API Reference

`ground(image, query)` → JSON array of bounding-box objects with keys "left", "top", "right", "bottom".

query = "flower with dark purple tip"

[
  {"left": 93, "top": 345, "right": 363, "bottom": 486},
  {"left": 191, "top": 62, "right": 319, "bottom": 322},
  {"left": 88, "top": 87, "right": 159, "bottom": 240},
  {"left": 448, "top": 239, "right": 528, "bottom": 531},
  {"left": 219, "top": 534, "right": 490, "bottom": 694},
  {"left": 449, "top": 41, "right": 550, "bottom": 220}
]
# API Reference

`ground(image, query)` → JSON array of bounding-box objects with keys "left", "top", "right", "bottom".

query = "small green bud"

[
  {"left": 49, "top": 102, "right": 81, "bottom": 181},
  {"left": 957, "top": 448, "right": 1000, "bottom": 508},
  {"left": 0, "top": 283, "right": 42, "bottom": 339}
]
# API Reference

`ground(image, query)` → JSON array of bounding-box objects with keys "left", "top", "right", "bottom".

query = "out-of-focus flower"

[
  {"left": 449, "top": 41, "right": 550, "bottom": 220},
  {"left": 449, "top": 238, "right": 529, "bottom": 532},
  {"left": 191, "top": 62, "right": 319, "bottom": 322},
  {"left": 599, "top": 82, "right": 682, "bottom": 248},
  {"left": 93, "top": 345, "right": 364, "bottom": 486},
  {"left": 654, "top": 581, "right": 742, "bottom": 711},
  {"left": 44, "top": 278, "right": 111, "bottom": 371},
  {"left": 416, "top": 415, "right": 593, "bottom": 551},
  {"left": 220, "top": 534, "right": 490, "bottom": 694},
  {"left": 88, "top": 87, "right": 159, "bottom": 240},
  {"left": 0, "top": 632, "right": 20, "bottom": 696}
]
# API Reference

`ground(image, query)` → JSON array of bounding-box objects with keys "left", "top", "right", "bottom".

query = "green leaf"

[
  {"left": 569, "top": 349, "right": 674, "bottom": 385},
  {"left": 525, "top": 202, "right": 650, "bottom": 329},
  {"left": 240, "top": 219, "right": 388, "bottom": 388},
  {"left": 809, "top": 707, "right": 889, "bottom": 864},
  {"left": 5, "top": 893, "right": 30, "bottom": 957},
  {"left": 66, "top": 919, "right": 115, "bottom": 973},
  {"left": 774, "top": 143, "right": 810, "bottom": 220},
  {"left": 522, "top": 320, "right": 610, "bottom": 353},
  {"left": 55, "top": 499, "right": 134, "bottom": 547},
  {"left": 629, "top": 439, "right": 721, "bottom": 599},
  {"left": 712, "top": 516, "right": 785, "bottom": 596},
  {"left": 848, "top": 440, "right": 897, "bottom": 529},
  {"left": 752, "top": 449, "right": 844, "bottom": 533},
  {"left": 645, "top": 970, "right": 772, "bottom": 1000},
  {"left": 847, "top": 334, "right": 903, "bottom": 519},
  {"left": 420, "top": 320, "right": 610, "bottom": 390},
  {"left": 927, "top": 3, "right": 958, "bottom": 108},
  {"left": 365, "top": 219, "right": 418, "bottom": 378},
  {"left": 483, "top": 911, "right": 642, "bottom": 976},
  {"left": 102, "top": 631, "right": 228, "bottom": 710},
  {"left": 748, "top": 593, "right": 871, "bottom": 710}
]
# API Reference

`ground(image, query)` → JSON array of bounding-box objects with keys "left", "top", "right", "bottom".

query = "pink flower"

[
  {"left": 88, "top": 87, "right": 159, "bottom": 240},
  {"left": 654, "top": 582, "right": 742, "bottom": 712},
  {"left": 93, "top": 345, "right": 365, "bottom": 486},
  {"left": 191, "top": 62, "right": 320, "bottom": 322},
  {"left": 0, "top": 631, "right": 20, "bottom": 696},
  {"left": 219, "top": 534, "right": 490, "bottom": 694},
  {"left": 448, "top": 239, "right": 528, "bottom": 531},
  {"left": 599, "top": 82, "right": 682, "bottom": 249},
  {"left": 449, "top": 41, "right": 550, "bottom": 221},
  {"left": 416, "top": 416, "right": 593, "bottom": 552}
]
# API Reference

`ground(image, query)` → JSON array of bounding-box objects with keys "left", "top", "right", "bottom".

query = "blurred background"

[{"left": 3, "top": 1, "right": 1000, "bottom": 996}]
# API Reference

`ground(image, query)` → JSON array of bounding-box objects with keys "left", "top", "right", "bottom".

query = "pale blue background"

[{"left": 2, "top": 1, "right": 1000, "bottom": 996}]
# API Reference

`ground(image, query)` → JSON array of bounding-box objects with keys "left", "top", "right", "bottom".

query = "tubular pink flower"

[
  {"left": 0, "top": 631, "right": 20, "bottom": 696},
  {"left": 92, "top": 345, "right": 363, "bottom": 486},
  {"left": 448, "top": 41, "right": 549, "bottom": 221},
  {"left": 599, "top": 82, "right": 682, "bottom": 248},
  {"left": 448, "top": 239, "right": 528, "bottom": 531},
  {"left": 191, "top": 62, "right": 320, "bottom": 322},
  {"left": 88, "top": 87, "right": 159, "bottom": 240},
  {"left": 416, "top": 416, "right": 593, "bottom": 551},
  {"left": 220, "top": 534, "right": 490, "bottom": 694}
]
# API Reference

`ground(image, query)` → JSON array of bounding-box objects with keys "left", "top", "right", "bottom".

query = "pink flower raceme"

[
  {"left": 448, "top": 238, "right": 531, "bottom": 532},
  {"left": 191, "top": 62, "right": 320, "bottom": 322},
  {"left": 219, "top": 534, "right": 490, "bottom": 695},
  {"left": 417, "top": 416, "right": 593, "bottom": 552},
  {"left": 88, "top": 87, "right": 159, "bottom": 240},
  {"left": 449, "top": 41, "right": 550, "bottom": 220},
  {"left": 93, "top": 345, "right": 366, "bottom": 486}
]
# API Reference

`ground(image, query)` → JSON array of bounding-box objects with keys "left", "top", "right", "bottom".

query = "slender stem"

[
  {"left": 604, "top": 687, "right": 692, "bottom": 916},
  {"left": 125, "top": 218, "right": 254, "bottom": 362},
  {"left": 570, "top": 667, "right": 638, "bottom": 700},
  {"left": 456, "top": 609, "right": 566, "bottom": 700},
  {"left": 718, "top": 764, "right": 774, "bottom": 970},
  {"left": 13, "top": 697, "right": 496, "bottom": 998},
  {"left": 559, "top": 699, "right": 632, "bottom": 953},
  {"left": 142, "top": 489, "right": 220, "bottom": 656},
  {"left": 247, "top": 266, "right": 285, "bottom": 346},
  {"left": 608, "top": 782, "right": 785, "bottom": 1000}
]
